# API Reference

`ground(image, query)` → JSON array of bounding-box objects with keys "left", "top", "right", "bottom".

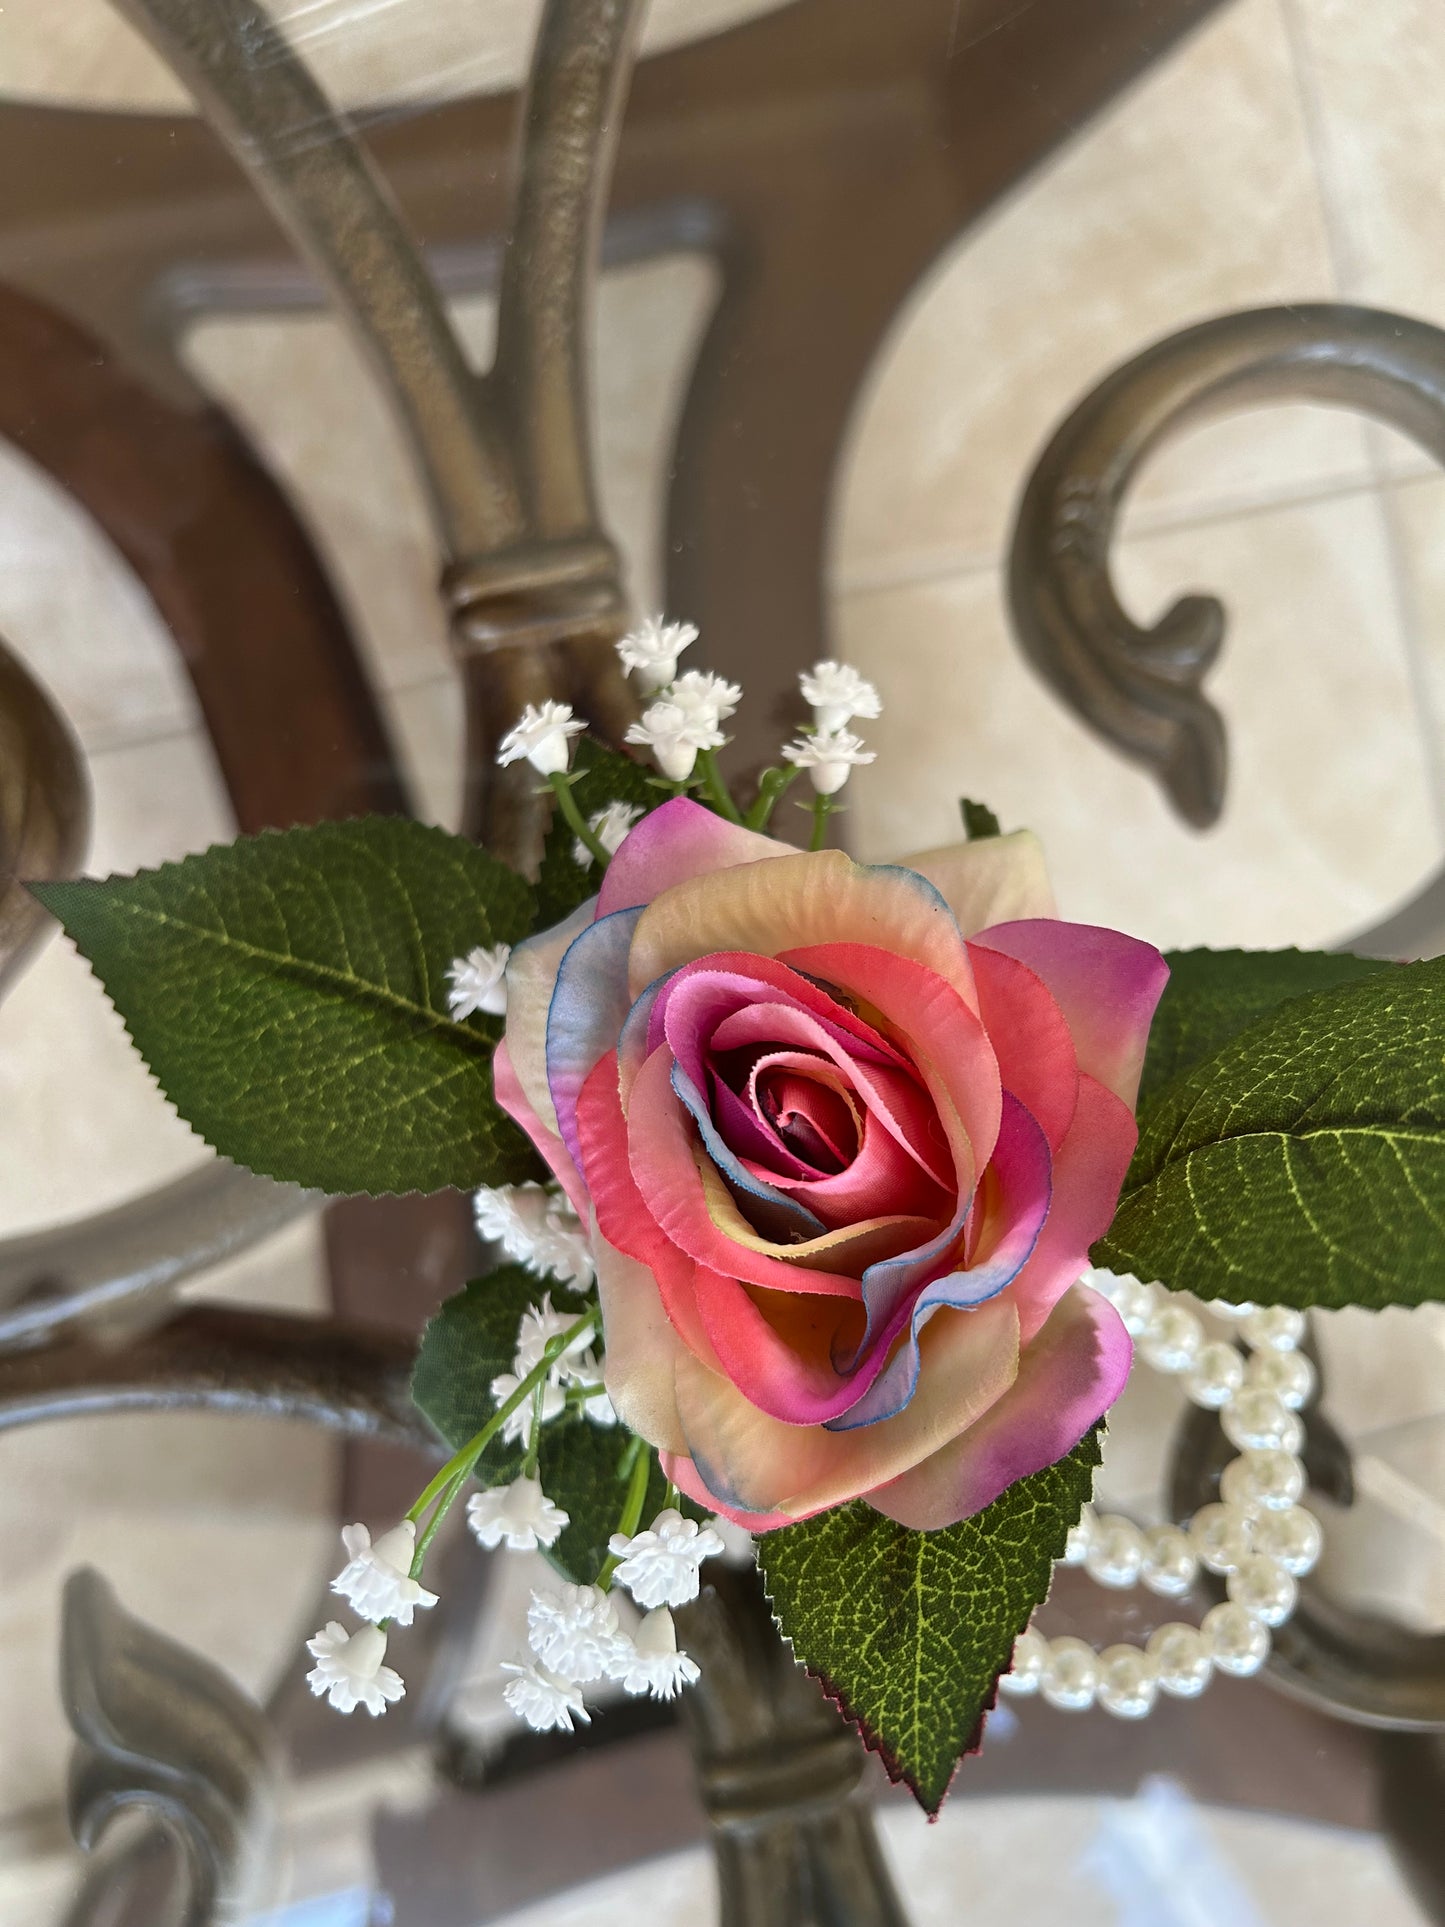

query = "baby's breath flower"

[
  {"left": 668, "top": 669, "right": 741, "bottom": 726},
  {"left": 515, "top": 1292, "right": 595, "bottom": 1381},
  {"left": 625, "top": 700, "right": 726, "bottom": 784},
  {"left": 446, "top": 944, "right": 510, "bottom": 1019},
  {"left": 616, "top": 615, "right": 698, "bottom": 693},
  {"left": 496, "top": 700, "right": 585, "bottom": 777},
  {"left": 527, "top": 1583, "right": 627, "bottom": 1683},
  {"left": 781, "top": 727, "right": 876, "bottom": 797},
  {"left": 473, "top": 1185, "right": 595, "bottom": 1292},
  {"left": 502, "top": 1658, "right": 590, "bottom": 1733},
  {"left": 573, "top": 799, "right": 643, "bottom": 870},
  {"left": 331, "top": 1520, "right": 438, "bottom": 1627},
  {"left": 577, "top": 1378, "right": 619, "bottom": 1427},
  {"left": 306, "top": 1622, "right": 405, "bottom": 1717},
  {"left": 611, "top": 1607, "right": 701, "bottom": 1700},
  {"left": 608, "top": 1508, "right": 726, "bottom": 1610},
  {"left": 467, "top": 1476, "right": 570, "bottom": 1551},
  {"left": 799, "top": 660, "right": 882, "bottom": 734},
  {"left": 490, "top": 1371, "right": 566, "bottom": 1444}
]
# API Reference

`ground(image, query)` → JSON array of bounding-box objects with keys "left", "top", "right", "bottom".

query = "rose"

[{"left": 495, "top": 798, "right": 1167, "bottom": 1531}]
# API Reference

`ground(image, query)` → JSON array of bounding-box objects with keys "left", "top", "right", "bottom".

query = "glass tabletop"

[{"left": 3, "top": 0, "right": 1445, "bottom": 1921}]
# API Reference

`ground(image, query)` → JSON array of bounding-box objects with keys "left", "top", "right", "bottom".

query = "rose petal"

[
  {"left": 899, "top": 830, "right": 1056, "bottom": 934},
  {"left": 663, "top": 1451, "right": 796, "bottom": 1533},
  {"left": 594, "top": 1225, "right": 689, "bottom": 1454},
  {"left": 492, "top": 1039, "right": 588, "bottom": 1217},
  {"left": 546, "top": 906, "right": 642, "bottom": 1172},
  {"left": 628, "top": 851, "right": 979, "bottom": 1012},
  {"left": 966, "top": 942, "right": 1079, "bottom": 1152},
  {"left": 503, "top": 896, "right": 596, "bottom": 1131},
  {"left": 668, "top": 1296, "right": 1020, "bottom": 1520},
  {"left": 1006, "top": 1072, "right": 1138, "bottom": 1344},
  {"left": 827, "top": 1093, "right": 1053, "bottom": 1428},
  {"left": 598, "top": 796, "right": 789, "bottom": 917},
  {"left": 971, "top": 919, "right": 1168, "bottom": 1108},
  {"left": 868, "top": 1284, "right": 1130, "bottom": 1528}
]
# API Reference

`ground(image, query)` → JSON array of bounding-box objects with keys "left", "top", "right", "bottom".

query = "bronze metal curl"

[{"left": 1008, "top": 303, "right": 1445, "bottom": 831}]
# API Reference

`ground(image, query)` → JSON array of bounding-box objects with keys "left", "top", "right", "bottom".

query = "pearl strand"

[{"left": 999, "top": 1271, "right": 1322, "bottom": 1719}]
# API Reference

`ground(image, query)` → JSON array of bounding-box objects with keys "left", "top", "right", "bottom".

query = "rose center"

[{"left": 754, "top": 1065, "right": 860, "bottom": 1175}]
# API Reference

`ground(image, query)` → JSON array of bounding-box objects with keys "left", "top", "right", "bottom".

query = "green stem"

[
  {"left": 744, "top": 765, "right": 801, "bottom": 832},
  {"left": 808, "top": 792, "right": 836, "bottom": 851},
  {"left": 597, "top": 1436, "right": 654, "bottom": 1590},
  {"left": 522, "top": 1378, "right": 545, "bottom": 1480},
  {"left": 548, "top": 771, "right": 612, "bottom": 868},
  {"left": 405, "top": 1309, "right": 597, "bottom": 1533},
  {"left": 663, "top": 1479, "right": 682, "bottom": 1513},
  {"left": 695, "top": 747, "right": 743, "bottom": 823}
]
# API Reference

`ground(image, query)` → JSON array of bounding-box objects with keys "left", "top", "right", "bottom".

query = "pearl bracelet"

[{"left": 999, "top": 1272, "right": 1323, "bottom": 1720}]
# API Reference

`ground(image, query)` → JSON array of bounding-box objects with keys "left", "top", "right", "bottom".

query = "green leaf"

[
  {"left": 1096, "top": 955, "right": 1445, "bottom": 1309},
  {"left": 534, "top": 739, "right": 657, "bottom": 927},
  {"left": 758, "top": 1426, "right": 1102, "bottom": 1815},
  {"left": 960, "top": 797, "right": 1002, "bottom": 840},
  {"left": 411, "top": 1268, "right": 679, "bottom": 1586},
  {"left": 33, "top": 817, "right": 539, "bottom": 1196},
  {"left": 1140, "top": 947, "right": 1394, "bottom": 1109}
]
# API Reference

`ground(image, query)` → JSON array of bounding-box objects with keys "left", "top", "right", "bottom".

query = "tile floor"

[{"left": 5, "top": 0, "right": 1445, "bottom": 1920}]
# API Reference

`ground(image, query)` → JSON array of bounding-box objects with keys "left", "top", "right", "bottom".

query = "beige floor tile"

[
  {"left": 4, "top": 0, "right": 790, "bottom": 111},
  {"left": 186, "top": 254, "right": 716, "bottom": 702},
  {"left": 0, "top": 444, "right": 199, "bottom": 755},
  {"left": 833, "top": 0, "right": 1359, "bottom": 591},
  {"left": 1287, "top": 1, "right": 1445, "bottom": 320},
  {"left": 1379, "top": 473, "right": 1445, "bottom": 805},
  {"left": 839, "top": 487, "right": 1438, "bottom": 953}
]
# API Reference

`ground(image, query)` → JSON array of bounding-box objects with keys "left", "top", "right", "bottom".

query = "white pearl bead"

[
  {"left": 1244, "top": 1348, "right": 1316, "bottom": 1411},
  {"left": 1096, "top": 1644, "right": 1159, "bottom": 1719},
  {"left": 1084, "top": 1514, "right": 1146, "bottom": 1589},
  {"left": 1141, "top": 1302, "right": 1204, "bottom": 1374},
  {"left": 1241, "top": 1305, "right": 1306, "bottom": 1353},
  {"left": 1183, "top": 1340, "right": 1245, "bottom": 1409},
  {"left": 1190, "top": 1501, "right": 1254, "bottom": 1575},
  {"left": 1243, "top": 1447, "right": 1307, "bottom": 1510},
  {"left": 1141, "top": 1523, "right": 1199, "bottom": 1598},
  {"left": 1227, "top": 1553, "right": 1298, "bottom": 1628},
  {"left": 1041, "top": 1636, "right": 1099, "bottom": 1711},
  {"left": 1251, "top": 1506, "right": 1323, "bottom": 1578},
  {"left": 998, "top": 1628, "right": 1049, "bottom": 1695},
  {"left": 1202, "top": 1601, "right": 1271, "bottom": 1677},
  {"left": 1147, "top": 1621, "right": 1213, "bottom": 1698},
  {"left": 1107, "top": 1274, "right": 1155, "bottom": 1338},
  {"left": 1061, "top": 1503, "right": 1096, "bottom": 1567},
  {"left": 1221, "top": 1388, "right": 1303, "bottom": 1454}
]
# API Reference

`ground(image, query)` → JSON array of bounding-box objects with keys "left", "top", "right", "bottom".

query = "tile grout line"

[
  {"left": 832, "top": 468, "right": 1408, "bottom": 605},
  {"left": 1277, "top": 0, "right": 1445, "bottom": 841}
]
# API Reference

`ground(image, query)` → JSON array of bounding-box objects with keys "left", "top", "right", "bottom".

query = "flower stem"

[
  {"left": 694, "top": 747, "right": 743, "bottom": 823},
  {"left": 405, "top": 1310, "right": 597, "bottom": 1532},
  {"left": 744, "top": 765, "right": 801, "bottom": 832},
  {"left": 808, "top": 792, "right": 837, "bottom": 852},
  {"left": 522, "top": 1378, "right": 544, "bottom": 1480},
  {"left": 597, "top": 1435, "right": 654, "bottom": 1590},
  {"left": 548, "top": 772, "right": 612, "bottom": 868}
]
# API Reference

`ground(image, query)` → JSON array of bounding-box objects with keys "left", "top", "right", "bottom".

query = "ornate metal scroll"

[
  {"left": 0, "top": 632, "right": 89, "bottom": 993},
  {"left": 109, "top": 0, "right": 641, "bottom": 868},
  {"left": 677, "top": 1561, "right": 908, "bottom": 1927},
  {"left": 61, "top": 1568, "right": 279, "bottom": 1925},
  {"left": 1007, "top": 303, "right": 1445, "bottom": 831}
]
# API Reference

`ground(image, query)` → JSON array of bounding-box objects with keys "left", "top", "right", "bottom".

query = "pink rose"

[{"left": 495, "top": 799, "right": 1166, "bottom": 1531}]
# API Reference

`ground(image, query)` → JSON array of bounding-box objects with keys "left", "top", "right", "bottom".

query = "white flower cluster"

[
  {"left": 782, "top": 660, "right": 881, "bottom": 797},
  {"left": 501, "top": 1508, "right": 726, "bottom": 1732},
  {"left": 306, "top": 1516, "right": 438, "bottom": 1716},
  {"left": 620, "top": 622, "right": 741, "bottom": 784},
  {"left": 488, "top": 1291, "right": 616, "bottom": 1442},
  {"left": 573, "top": 798, "right": 643, "bottom": 870},
  {"left": 496, "top": 700, "right": 586, "bottom": 777},
  {"left": 474, "top": 1181, "right": 596, "bottom": 1293},
  {"left": 446, "top": 943, "right": 510, "bottom": 1019}
]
